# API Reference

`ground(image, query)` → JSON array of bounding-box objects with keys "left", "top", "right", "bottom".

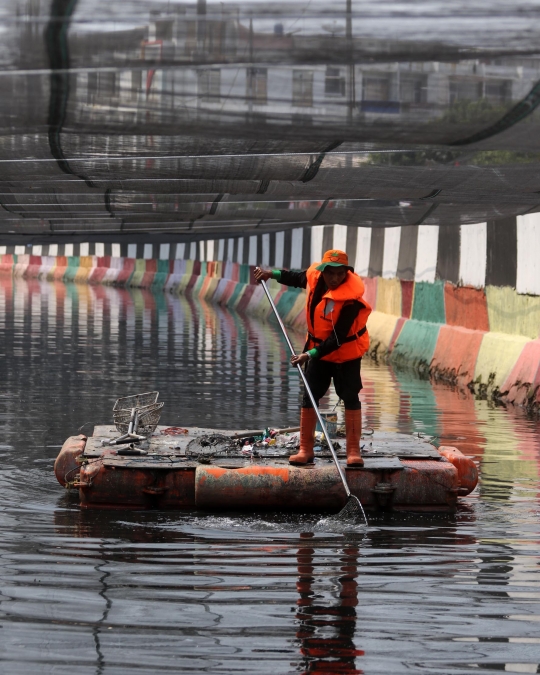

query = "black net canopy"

[{"left": 2, "top": 0, "right": 540, "bottom": 241}]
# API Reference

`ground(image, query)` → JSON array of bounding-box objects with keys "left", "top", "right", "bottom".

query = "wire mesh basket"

[
  {"left": 113, "top": 402, "right": 164, "bottom": 435},
  {"left": 113, "top": 391, "right": 159, "bottom": 413}
]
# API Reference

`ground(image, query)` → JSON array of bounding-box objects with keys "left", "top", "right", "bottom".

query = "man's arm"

[
  {"left": 272, "top": 269, "right": 307, "bottom": 289},
  {"left": 254, "top": 267, "right": 307, "bottom": 289}
]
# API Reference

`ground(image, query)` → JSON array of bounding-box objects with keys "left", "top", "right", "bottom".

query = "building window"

[
  {"left": 325, "top": 67, "right": 346, "bottom": 96},
  {"left": 292, "top": 70, "right": 313, "bottom": 107},
  {"left": 360, "top": 73, "right": 401, "bottom": 113},
  {"left": 449, "top": 78, "right": 483, "bottom": 103},
  {"left": 155, "top": 19, "right": 173, "bottom": 40},
  {"left": 362, "top": 75, "right": 390, "bottom": 101},
  {"left": 198, "top": 69, "right": 221, "bottom": 102},
  {"left": 484, "top": 79, "right": 511, "bottom": 103},
  {"left": 399, "top": 74, "right": 428, "bottom": 104},
  {"left": 246, "top": 67, "right": 267, "bottom": 104}
]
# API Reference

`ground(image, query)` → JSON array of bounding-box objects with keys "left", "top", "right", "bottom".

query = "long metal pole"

[{"left": 261, "top": 280, "right": 351, "bottom": 497}]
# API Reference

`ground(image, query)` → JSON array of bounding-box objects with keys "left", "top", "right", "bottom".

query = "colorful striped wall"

[
  {"left": 6, "top": 212, "right": 540, "bottom": 294},
  {"left": 1, "top": 251, "right": 539, "bottom": 409}
]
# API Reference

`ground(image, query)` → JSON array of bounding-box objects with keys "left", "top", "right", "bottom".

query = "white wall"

[
  {"left": 275, "top": 232, "right": 284, "bottom": 268},
  {"left": 354, "top": 228, "right": 372, "bottom": 276},
  {"left": 290, "top": 228, "right": 303, "bottom": 269},
  {"left": 517, "top": 214, "right": 540, "bottom": 295},
  {"left": 459, "top": 223, "right": 487, "bottom": 288},
  {"left": 333, "top": 224, "right": 348, "bottom": 252},
  {"left": 262, "top": 233, "right": 270, "bottom": 266},
  {"left": 382, "top": 227, "right": 401, "bottom": 279},
  {"left": 311, "top": 225, "right": 324, "bottom": 263},
  {"left": 415, "top": 225, "right": 439, "bottom": 283},
  {"left": 248, "top": 236, "right": 257, "bottom": 265}
]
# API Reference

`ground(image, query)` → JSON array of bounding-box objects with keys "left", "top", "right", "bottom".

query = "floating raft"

[{"left": 54, "top": 426, "right": 478, "bottom": 512}]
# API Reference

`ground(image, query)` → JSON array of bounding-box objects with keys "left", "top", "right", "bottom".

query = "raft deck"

[
  {"left": 71, "top": 426, "right": 465, "bottom": 512},
  {"left": 84, "top": 425, "right": 442, "bottom": 467}
]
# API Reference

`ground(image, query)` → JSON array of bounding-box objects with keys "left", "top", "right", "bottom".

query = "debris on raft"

[{"left": 185, "top": 429, "right": 342, "bottom": 461}]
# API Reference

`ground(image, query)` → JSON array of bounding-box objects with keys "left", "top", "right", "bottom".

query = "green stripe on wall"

[
  {"left": 275, "top": 288, "right": 303, "bottom": 318},
  {"left": 63, "top": 257, "right": 80, "bottom": 282},
  {"left": 391, "top": 319, "right": 441, "bottom": 372},
  {"left": 411, "top": 280, "right": 445, "bottom": 324}
]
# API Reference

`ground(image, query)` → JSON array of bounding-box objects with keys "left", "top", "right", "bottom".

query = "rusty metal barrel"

[{"left": 195, "top": 464, "right": 349, "bottom": 512}]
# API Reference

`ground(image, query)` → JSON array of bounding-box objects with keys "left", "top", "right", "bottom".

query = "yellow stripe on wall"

[
  {"left": 486, "top": 285, "right": 540, "bottom": 339},
  {"left": 376, "top": 278, "right": 402, "bottom": 316},
  {"left": 474, "top": 332, "right": 530, "bottom": 390},
  {"left": 366, "top": 311, "right": 400, "bottom": 353}
]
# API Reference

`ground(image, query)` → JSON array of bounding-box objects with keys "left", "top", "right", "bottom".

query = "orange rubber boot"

[
  {"left": 289, "top": 408, "right": 317, "bottom": 466},
  {"left": 345, "top": 409, "right": 364, "bottom": 467}
]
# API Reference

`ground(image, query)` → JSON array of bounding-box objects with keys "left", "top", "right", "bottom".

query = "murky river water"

[{"left": 0, "top": 277, "right": 539, "bottom": 674}]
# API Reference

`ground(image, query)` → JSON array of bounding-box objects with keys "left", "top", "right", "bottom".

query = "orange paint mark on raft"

[
  {"left": 431, "top": 325, "right": 484, "bottom": 382},
  {"left": 200, "top": 465, "right": 290, "bottom": 481},
  {"left": 195, "top": 465, "right": 345, "bottom": 511},
  {"left": 444, "top": 284, "right": 489, "bottom": 331}
]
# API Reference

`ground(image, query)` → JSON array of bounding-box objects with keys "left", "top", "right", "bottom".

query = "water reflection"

[
  {"left": 295, "top": 533, "right": 364, "bottom": 674},
  {"left": 0, "top": 275, "right": 304, "bottom": 436},
  {"left": 0, "top": 277, "right": 539, "bottom": 673}
]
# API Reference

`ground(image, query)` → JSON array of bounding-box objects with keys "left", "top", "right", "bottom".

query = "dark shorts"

[{"left": 302, "top": 357, "right": 362, "bottom": 410}]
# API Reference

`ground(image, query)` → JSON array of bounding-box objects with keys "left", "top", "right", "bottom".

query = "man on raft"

[{"left": 254, "top": 249, "right": 372, "bottom": 468}]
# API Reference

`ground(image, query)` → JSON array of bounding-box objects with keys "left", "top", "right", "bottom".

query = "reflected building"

[{"left": 0, "top": 1, "right": 540, "bottom": 238}]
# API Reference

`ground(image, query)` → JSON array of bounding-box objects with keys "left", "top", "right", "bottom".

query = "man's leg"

[
  {"left": 333, "top": 358, "right": 364, "bottom": 467},
  {"left": 289, "top": 359, "right": 332, "bottom": 466}
]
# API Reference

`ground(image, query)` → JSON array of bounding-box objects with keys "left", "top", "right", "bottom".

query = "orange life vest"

[{"left": 305, "top": 263, "right": 371, "bottom": 363}]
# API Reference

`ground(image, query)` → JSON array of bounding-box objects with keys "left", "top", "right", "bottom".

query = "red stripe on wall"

[
  {"left": 400, "top": 280, "right": 414, "bottom": 318},
  {"left": 444, "top": 284, "right": 489, "bottom": 331},
  {"left": 431, "top": 325, "right": 484, "bottom": 383}
]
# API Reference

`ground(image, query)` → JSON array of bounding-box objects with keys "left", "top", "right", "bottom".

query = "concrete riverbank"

[{"left": 2, "top": 252, "right": 540, "bottom": 409}]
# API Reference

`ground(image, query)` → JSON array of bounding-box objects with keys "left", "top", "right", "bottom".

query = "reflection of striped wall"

[{"left": 4, "top": 213, "right": 539, "bottom": 294}]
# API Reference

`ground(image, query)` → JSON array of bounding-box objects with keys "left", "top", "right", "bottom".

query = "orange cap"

[{"left": 315, "top": 249, "right": 353, "bottom": 272}]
